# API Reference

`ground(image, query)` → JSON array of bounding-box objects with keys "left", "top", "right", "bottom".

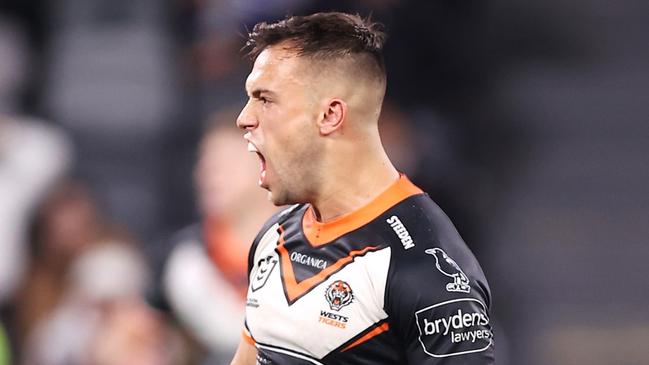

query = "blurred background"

[{"left": 0, "top": 0, "right": 648, "bottom": 364}]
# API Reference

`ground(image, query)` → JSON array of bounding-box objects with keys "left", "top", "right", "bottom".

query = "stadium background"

[{"left": 1, "top": 0, "right": 647, "bottom": 364}]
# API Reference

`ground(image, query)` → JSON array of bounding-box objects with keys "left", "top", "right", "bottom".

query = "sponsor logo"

[
  {"left": 318, "top": 310, "right": 349, "bottom": 329},
  {"left": 246, "top": 298, "right": 259, "bottom": 308},
  {"left": 386, "top": 215, "right": 415, "bottom": 249},
  {"left": 290, "top": 252, "right": 328, "bottom": 269},
  {"left": 415, "top": 298, "right": 492, "bottom": 358},
  {"left": 251, "top": 254, "right": 278, "bottom": 292},
  {"left": 250, "top": 224, "right": 281, "bottom": 292},
  {"left": 324, "top": 280, "right": 354, "bottom": 311},
  {"left": 425, "top": 248, "right": 471, "bottom": 293}
]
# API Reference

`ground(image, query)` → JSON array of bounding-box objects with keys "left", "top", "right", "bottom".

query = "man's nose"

[{"left": 236, "top": 102, "right": 258, "bottom": 130}]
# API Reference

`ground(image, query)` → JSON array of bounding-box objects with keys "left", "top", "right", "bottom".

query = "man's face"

[{"left": 237, "top": 46, "right": 323, "bottom": 206}]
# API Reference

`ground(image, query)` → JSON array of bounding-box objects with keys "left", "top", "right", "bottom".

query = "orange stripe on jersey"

[
  {"left": 302, "top": 174, "right": 422, "bottom": 246},
  {"left": 242, "top": 329, "right": 255, "bottom": 345},
  {"left": 342, "top": 322, "right": 390, "bottom": 352},
  {"left": 277, "top": 226, "right": 380, "bottom": 302}
]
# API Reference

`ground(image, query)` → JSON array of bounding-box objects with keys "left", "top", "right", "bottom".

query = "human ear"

[{"left": 318, "top": 98, "right": 346, "bottom": 135}]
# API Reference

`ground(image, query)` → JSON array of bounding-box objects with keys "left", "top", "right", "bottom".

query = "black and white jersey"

[{"left": 243, "top": 175, "right": 494, "bottom": 364}]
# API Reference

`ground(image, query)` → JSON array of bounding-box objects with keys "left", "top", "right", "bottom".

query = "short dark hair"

[{"left": 244, "top": 12, "right": 387, "bottom": 80}]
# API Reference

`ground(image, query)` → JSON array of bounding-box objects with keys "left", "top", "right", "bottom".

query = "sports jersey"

[{"left": 243, "top": 175, "right": 494, "bottom": 364}]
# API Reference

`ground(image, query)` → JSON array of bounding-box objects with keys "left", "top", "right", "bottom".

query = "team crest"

[
  {"left": 251, "top": 254, "right": 278, "bottom": 292},
  {"left": 425, "top": 248, "right": 471, "bottom": 293},
  {"left": 325, "top": 280, "right": 354, "bottom": 311}
]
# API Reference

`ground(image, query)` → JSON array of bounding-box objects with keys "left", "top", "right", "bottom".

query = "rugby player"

[{"left": 231, "top": 12, "right": 494, "bottom": 365}]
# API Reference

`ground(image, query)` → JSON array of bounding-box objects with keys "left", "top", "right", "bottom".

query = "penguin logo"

[{"left": 425, "top": 248, "right": 471, "bottom": 293}]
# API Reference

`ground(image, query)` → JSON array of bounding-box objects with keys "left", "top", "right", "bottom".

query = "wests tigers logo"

[{"left": 325, "top": 280, "right": 354, "bottom": 311}]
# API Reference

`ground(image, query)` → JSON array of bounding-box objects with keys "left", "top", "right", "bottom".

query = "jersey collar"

[{"left": 301, "top": 174, "right": 423, "bottom": 246}]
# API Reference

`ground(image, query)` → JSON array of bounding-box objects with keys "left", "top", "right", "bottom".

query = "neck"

[{"left": 309, "top": 140, "right": 399, "bottom": 222}]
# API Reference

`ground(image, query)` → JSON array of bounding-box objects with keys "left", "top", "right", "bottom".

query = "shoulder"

[
  {"left": 382, "top": 193, "right": 491, "bottom": 320},
  {"left": 247, "top": 204, "right": 305, "bottom": 272},
  {"left": 384, "top": 194, "right": 483, "bottom": 272},
  {"left": 380, "top": 195, "right": 495, "bottom": 362},
  {"left": 250, "top": 204, "right": 304, "bottom": 247}
]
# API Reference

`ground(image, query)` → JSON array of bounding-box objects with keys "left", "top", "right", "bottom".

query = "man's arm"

[
  {"left": 230, "top": 339, "right": 257, "bottom": 365},
  {"left": 384, "top": 201, "right": 494, "bottom": 363}
]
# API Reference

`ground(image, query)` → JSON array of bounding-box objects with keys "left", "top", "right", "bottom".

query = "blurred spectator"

[
  {"left": 0, "top": 15, "right": 72, "bottom": 305},
  {"left": 14, "top": 182, "right": 105, "bottom": 344},
  {"left": 378, "top": 100, "right": 420, "bottom": 176},
  {"left": 149, "top": 109, "right": 276, "bottom": 364},
  {"left": 22, "top": 242, "right": 185, "bottom": 365},
  {"left": 14, "top": 181, "right": 187, "bottom": 365},
  {"left": 87, "top": 299, "right": 182, "bottom": 365},
  {"left": 0, "top": 15, "right": 73, "bottom": 363},
  {"left": 0, "top": 117, "right": 72, "bottom": 304}
]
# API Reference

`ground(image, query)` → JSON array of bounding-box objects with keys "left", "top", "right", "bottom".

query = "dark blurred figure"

[{"left": 0, "top": 0, "right": 50, "bottom": 114}]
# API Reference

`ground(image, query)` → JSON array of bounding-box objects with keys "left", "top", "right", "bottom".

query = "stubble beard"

[
  {"left": 266, "top": 120, "right": 323, "bottom": 207},
  {"left": 266, "top": 175, "right": 306, "bottom": 207},
  {"left": 267, "top": 154, "right": 321, "bottom": 207}
]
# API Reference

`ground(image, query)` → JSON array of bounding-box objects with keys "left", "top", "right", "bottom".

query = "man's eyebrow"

[{"left": 250, "top": 88, "right": 275, "bottom": 98}]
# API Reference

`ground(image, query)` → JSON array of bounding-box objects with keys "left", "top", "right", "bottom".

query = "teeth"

[
  {"left": 247, "top": 142, "right": 258, "bottom": 153},
  {"left": 259, "top": 170, "right": 266, "bottom": 186}
]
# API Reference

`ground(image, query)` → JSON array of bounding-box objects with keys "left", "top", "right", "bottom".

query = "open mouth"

[{"left": 247, "top": 141, "right": 268, "bottom": 187}]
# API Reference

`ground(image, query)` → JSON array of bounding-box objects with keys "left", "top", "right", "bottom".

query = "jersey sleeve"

[{"left": 384, "top": 203, "right": 495, "bottom": 364}]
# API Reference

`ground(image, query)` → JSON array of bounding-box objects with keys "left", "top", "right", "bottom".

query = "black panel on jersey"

[
  {"left": 256, "top": 342, "right": 324, "bottom": 365},
  {"left": 247, "top": 204, "right": 304, "bottom": 280},
  {"left": 384, "top": 194, "right": 494, "bottom": 364}
]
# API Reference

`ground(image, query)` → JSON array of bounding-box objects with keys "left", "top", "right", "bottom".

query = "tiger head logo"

[{"left": 325, "top": 280, "right": 354, "bottom": 311}]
